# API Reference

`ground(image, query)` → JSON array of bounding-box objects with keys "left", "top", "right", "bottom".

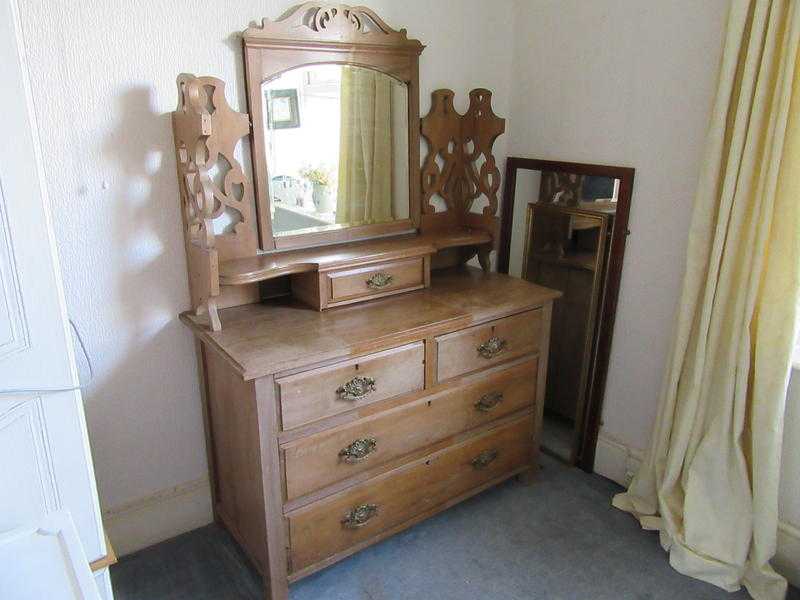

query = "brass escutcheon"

[
  {"left": 471, "top": 449, "right": 499, "bottom": 469},
  {"left": 366, "top": 272, "right": 394, "bottom": 289},
  {"left": 336, "top": 376, "right": 376, "bottom": 401},
  {"left": 339, "top": 437, "right": 377, "bottom": 464},
  {"left": 477, "top": 336, "right": 507, "bottom": 359},
  {"left": 341, "top": 503, "right": 378, "bottom": 529},
  {"left": 475, "top": 391, "right": 504, "bottom": 412}
]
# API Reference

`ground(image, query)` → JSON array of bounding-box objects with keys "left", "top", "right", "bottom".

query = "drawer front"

[
  {"left": 278, "top": 342, "right": 425, "bottom": 430},
  {"left": 288, "top": 416, "right": 534, "bottom": 571},
  {"left": 283, "top": 358, "right": 538, "bottom": 500},
  {"left": 436, "top": 309, "right": 542, "bottom": 381},
  {"left": 327, "top": 257, "right": 425, "bottom": 304}
]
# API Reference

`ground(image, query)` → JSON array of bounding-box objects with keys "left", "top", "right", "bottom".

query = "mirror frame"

[
  {"left": 243, "top": 3, "right": 425, "bottom": 251},
  {"left": 497, "top": 157, "right": 635, "bottom": 473}
]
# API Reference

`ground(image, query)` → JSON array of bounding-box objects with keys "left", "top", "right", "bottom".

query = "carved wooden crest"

[{"left": 243, "top": 2, "right": 423, "bottom": 49}]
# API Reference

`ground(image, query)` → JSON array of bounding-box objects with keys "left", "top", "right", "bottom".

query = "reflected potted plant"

[{"left": 299, "top": 165, "right": 335, "bottom": 213}]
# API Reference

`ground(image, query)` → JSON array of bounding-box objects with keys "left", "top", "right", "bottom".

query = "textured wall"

[{"left": 16, "top": 0, "right": 516, "bottom": 548}]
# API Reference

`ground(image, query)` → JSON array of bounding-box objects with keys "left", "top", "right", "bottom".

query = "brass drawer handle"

[
  {"left": 477, "top": 336, "right": 507, "bottom": 359},
  {"left": 339, "top": 437, "right": 377, "bottom": 464},
  {"left": 471, "top": 449, "right": 499, "bottom": 470},
  {"left": 341, "top": 503, "right": 378, "bottom": 529},
  {"left": 336, "top": 376, "right": 376, "bottom": 401},
  {"left": 366, "top": 272, "right": 394, "bottom": 289},
  {"left": 475, "top": 391, "right": 504, "bottom": 412}
]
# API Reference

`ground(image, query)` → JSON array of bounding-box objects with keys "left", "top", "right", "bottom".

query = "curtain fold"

[
  {"left": 612, "top": 1, "right": 800, "bottom": 599},
  {"left": 336, "top": 66, "right": 394, "bottom": 225}
]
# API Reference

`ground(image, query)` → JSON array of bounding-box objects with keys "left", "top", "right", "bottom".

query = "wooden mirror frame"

[
  {"left": 497, "top": 157, "right": 635, "bottom": 472},
  {"left": 242, "top": 3, "right": 425, "bottom": 251}
]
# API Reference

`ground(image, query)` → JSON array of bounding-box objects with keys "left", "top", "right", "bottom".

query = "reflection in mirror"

[
  {"left": 508, "top": 170, "right": 618, "bottom": 463},
  {"left": 262, "top": 64, "right": 410, "bottom": 237}
]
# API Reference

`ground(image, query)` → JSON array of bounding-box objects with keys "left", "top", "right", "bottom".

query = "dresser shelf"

[{"left": 218, "top": 228, "right": 491, "bottom": 286}]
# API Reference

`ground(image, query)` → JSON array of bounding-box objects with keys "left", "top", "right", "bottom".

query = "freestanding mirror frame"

[
  {"left": 243, "top": 4, "right": 424, "bottom": 251},
  {"left": 498, "top": 158, "right": 635, "bottom": 472}
]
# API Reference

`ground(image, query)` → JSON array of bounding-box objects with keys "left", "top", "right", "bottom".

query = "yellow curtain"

[
  {"left": 613, "top": 1, "right": 800, "bottom": 599},
  {"left": 337, "top": 66, "right": 394, "bottom": 225}
]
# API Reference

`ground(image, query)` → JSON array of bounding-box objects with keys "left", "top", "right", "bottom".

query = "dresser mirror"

[
  {"left": 243, "top": 4, "right": 424, "bottom": 250},
  {"left": 498, "top": 158, "right": 635, "bottom": 471},
  {"left": 262, "top": 64, "right": 410, "bottom": 237}
]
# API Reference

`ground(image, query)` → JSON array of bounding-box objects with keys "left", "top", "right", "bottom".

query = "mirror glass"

[
  {"left": 262, "top": 64, "right": 410, "bottom": 237},
  {"left": 508, "top": 169, "right": 619, "bottom": 463}
]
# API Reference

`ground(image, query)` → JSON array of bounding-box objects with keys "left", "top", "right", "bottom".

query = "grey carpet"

[{"left": 111, "top": 456, "right": 800, "bottom": 600}]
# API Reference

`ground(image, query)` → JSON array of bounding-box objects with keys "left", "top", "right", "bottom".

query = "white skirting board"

[
  {"left": 594, "top": 431, "right": 800, "bottom": 587},
  {"left": 102, "top": 477, "right": 213, "bottom": 557}
]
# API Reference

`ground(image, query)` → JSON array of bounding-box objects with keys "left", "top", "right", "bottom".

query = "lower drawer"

[
  {"left": 287, "top": 416, "right": 534, "bottom": 572},
  {"left": 283, "top": 358, "right": 538, "bottom": 500}
]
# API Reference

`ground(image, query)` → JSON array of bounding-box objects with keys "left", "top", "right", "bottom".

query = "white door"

[
  {"left": 0, "top": 512, "right": 101, "bottom": 600},
  {"left": 0, "top": 0, "right": 110, "bottom": 597}
]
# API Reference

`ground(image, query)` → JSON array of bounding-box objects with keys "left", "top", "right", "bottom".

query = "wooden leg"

[
  {"left": 207, "top": 299, "right": 221, "bottom": 331},
  {"left": 193, "top": 340, "right": 220, "bottom": 524},
  {"left": 254, "top": 377, "right": 289, "bottom": 600},
  {"left": 530, "top": 301, "right": 553, "bottom": 480}
]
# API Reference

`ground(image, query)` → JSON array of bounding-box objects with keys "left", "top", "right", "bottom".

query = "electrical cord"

[{"left": 0, "top": 318, "right": 94, "bottom": 396}]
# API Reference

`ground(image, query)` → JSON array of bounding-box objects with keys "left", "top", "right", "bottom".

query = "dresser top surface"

[{"left": 181, "top": 267, "right": 560, "bottom": 380}]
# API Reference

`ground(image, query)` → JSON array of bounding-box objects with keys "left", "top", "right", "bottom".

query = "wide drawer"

[
  {"left": 326, "top": 257, "right": 426, "bottom": 304},
  {"left": 288, "top": 416, "right": 534, "bottom": 572},
  {"left": 283, "top": 358, "right": 538, "bottom": 500},
  {"left": 277, "top": 342, "right": 425, "bottom": 430},
  {"left": 436, "top": 309, "right": 542, "bottom": 381}
]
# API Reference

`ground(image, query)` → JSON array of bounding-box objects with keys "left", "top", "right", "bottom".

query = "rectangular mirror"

[
  {"left": 263, "top": 65, "right": 410, "bottom": 238},
  {"left": 498, "top": 158, "right": 634, "bottom": 471}
]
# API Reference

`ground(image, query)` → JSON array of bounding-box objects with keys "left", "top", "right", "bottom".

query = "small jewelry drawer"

[
  {"left": 326, "top": 257, "right": 427, "bottom": 304},
  {"left": 277, "top": 342, "right": 425, "bottom": 430},
  {"left": 282, "top": 357, "right": 538, "bottom": 500},
  {"left": 436, "top": 309, "right": 542, "bottom": 381},
  {"left": 287, "top": 415, "right": 534, "bottom": 572}
]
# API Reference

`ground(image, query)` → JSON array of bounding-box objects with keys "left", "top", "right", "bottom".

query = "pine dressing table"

[{"left": 172, "top": 4, "right": 560, "bottom": 598}]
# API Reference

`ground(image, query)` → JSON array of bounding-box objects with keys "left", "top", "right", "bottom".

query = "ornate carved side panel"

[
  {"left": 172, "top": 75, "right": 257, "bottom": 260},
  {"left": 420, "top": 89, "right": 506, "bottom": 237},
  {"left": 172, "top": 75, "right": 260, "bottom": 328}
]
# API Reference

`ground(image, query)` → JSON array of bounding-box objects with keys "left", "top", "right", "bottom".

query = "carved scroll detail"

[
  {"left": 172, "top": 75, "right": 258, "bottom": 330},
  {"left": 243, "top": 3, "right": 423, "bottom": 48},
  {"left": 172, "top": 75, "right": 257, "bottom": 259},
  {"left": 421, "top": 89, "right": 506, "bottom": 221}
]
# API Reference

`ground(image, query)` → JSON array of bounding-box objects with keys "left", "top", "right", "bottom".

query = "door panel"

[
  {"left": 0, "top": 511, "right": 101, "bottom": 600},
  {"left": 0, "top": 0, "right": 109, "bottom": 585}
]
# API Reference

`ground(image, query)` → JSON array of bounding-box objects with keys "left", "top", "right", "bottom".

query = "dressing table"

[{"left": 172, "top": 4, "right": 559, "bottom": 598}]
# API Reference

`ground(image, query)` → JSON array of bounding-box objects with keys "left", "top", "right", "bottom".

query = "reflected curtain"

[
  {"left": 613, "top": 1, "right": 800, "bottom": 599},
  {"left": 337, "top": 66, "right": 394, "bottom": 225}
]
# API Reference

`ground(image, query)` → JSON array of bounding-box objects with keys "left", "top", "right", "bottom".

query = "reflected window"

[{"left": 262, "top": 65, "right": 409, "bottom": 236}]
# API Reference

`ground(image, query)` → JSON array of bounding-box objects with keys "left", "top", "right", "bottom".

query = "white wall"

[{"left": 16, "top": 0, "right": 516, "bottom": 554}]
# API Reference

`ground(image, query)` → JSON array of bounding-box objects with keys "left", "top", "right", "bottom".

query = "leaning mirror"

[
  {"left": 498, "top": 158, "right": 634, "bottom": 472},
  {"left": 262, "top": 64, "right": 410, "bottom": 238}
]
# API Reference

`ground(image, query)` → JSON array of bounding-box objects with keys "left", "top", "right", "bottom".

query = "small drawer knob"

[
  {"left": 339, "top": 437, "right": 377, "bottom": 464},
  {"left": 477, "top": 336, "right": 506, "bottom": 359},
  {"left": 471, "top": 449, "right": 499, "bottom": 470},
  {"left": 336, "top": 376, "right": 376, "bottom": 401},
  {"left": 341, "top": 503, "right": 378, "bottom": 529},
  {"left": 366, "top": 272, "right": 394, "bottom": 289},
  {"left": 475, "top": 391, "right": 504, "bottom": 412}
]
